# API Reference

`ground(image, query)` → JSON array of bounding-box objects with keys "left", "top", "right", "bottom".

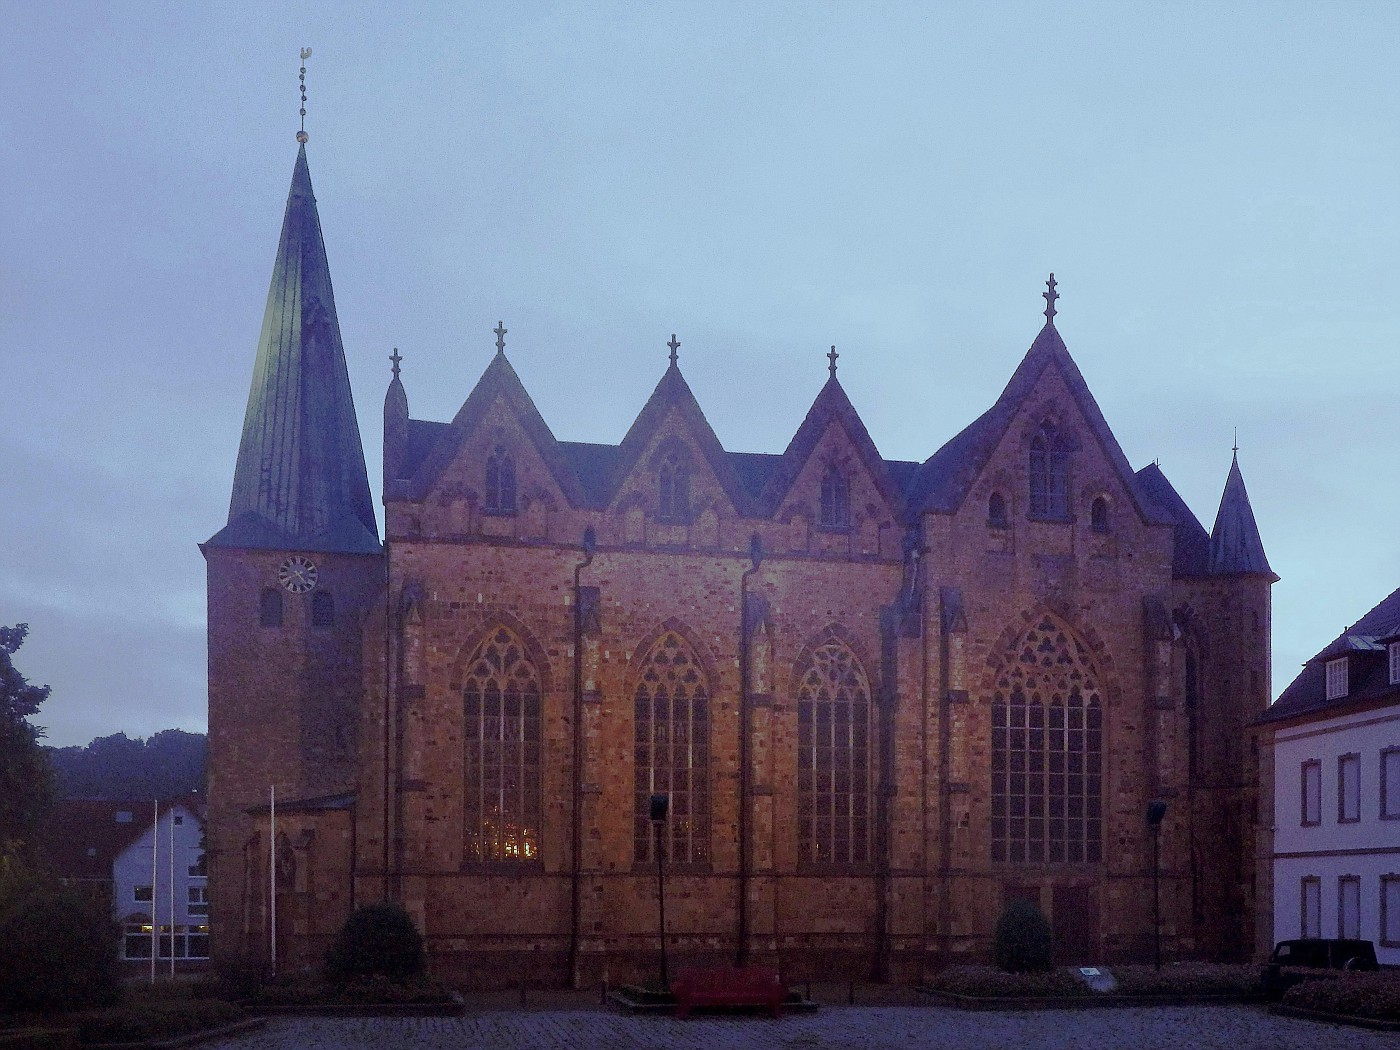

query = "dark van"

[{"left": 1261, "top": 938, "right": 1379, "bottom": 999}]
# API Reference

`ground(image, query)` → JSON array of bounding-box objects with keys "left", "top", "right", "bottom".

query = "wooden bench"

[{"left": 671, "top": 966, "right": 787, "bottom": 1018}]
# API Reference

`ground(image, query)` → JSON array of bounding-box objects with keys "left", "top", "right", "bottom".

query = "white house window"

[
  {"left": 188, "top": 885, "right": 208, "bottom": 916},
  {"left": 134, "top": 885, "right": 153, "bottom": 903},
  {"left": 1338, "top": 753, "right": 1361, "bottom": 823},
  {"left": 1339, "top": 876, "right": 1361, "bottom": 939},
  {"left": 1301, "top": 760, "right": 1322, "bottom": 826},
  {"left": 1383, "top": 876, "right": 1400, "bottom": 947},
  {"left": 122, "top": 923, "right": 209, "bottom": 960},
  {"left": 1391, "top": 642, "right": 1400, "bottom": 685},
  {"left": 1301, "top": 877, "right": 1321, "bottom": 938},
  {"left": 1382, "top": 748, "right": 1400, "bottom": 820},
  {"left": 1325, "top": 657, "right": 1348, "bottom": 700}
]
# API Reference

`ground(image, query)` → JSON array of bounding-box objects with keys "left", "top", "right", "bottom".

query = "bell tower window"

[{"left": 485, "top": 446, "right": 516, "bottom": 514}]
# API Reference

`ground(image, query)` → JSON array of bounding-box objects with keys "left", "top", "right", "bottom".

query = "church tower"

[{"left": 202, "top": 134, "right": 382, "bottom": 958}]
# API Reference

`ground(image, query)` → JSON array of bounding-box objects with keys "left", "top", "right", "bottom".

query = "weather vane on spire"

[
  {"left": 667, "top": 334, "right": 680, "bottom": 366},
  {"left": 297, "top": 47, "right": 312, "bottom": 144},
  {"left": 827, "top": 344, "right": 839, "bottom": 378},
  {"left": 1043, "top": 273, "right": 1058, "bottom": 322}
]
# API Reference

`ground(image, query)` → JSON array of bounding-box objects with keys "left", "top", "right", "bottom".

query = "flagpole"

[
  {"left": 150, "top": 799, "right": 157, "bottom": 984},
  {"left": 269, "top": 785, "right": 277, "bottom": 978}
]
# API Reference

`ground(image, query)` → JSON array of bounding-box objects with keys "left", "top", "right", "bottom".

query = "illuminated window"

[
  {"left": 991, "top": 616, "right": 1102, "bottom": 864},
  {"left": 819, "top": 467, "right": 851, "bottom": 528},
  {"left": 1028, "top": 423, "right": 1069, "bottom": 519},
  {"left": 634, "top": 631, "right": 709, "bottom": 865},
  {"left": 463, "top": 627, "right": 541, "bottom": 863},
  {"left": 797, "top": 642, "right": 872, "bottom": 866},
  {"left": 485, "top": 446, "right": 516, "bottom": 514}
]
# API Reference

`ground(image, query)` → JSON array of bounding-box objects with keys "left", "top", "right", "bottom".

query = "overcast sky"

[{"left": 3, "top": 2, "right": 1397, "bottom": 747}]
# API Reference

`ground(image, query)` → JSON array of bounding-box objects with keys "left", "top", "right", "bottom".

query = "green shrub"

[
  {"left": 323, "top": 902, "right": 424, "bottom": 985},
  {"left": 74, "top": 1000, "right": 244, "bottom": 1044},
  {"left": 992, "top": 898, "right": 1053, "bottom": 973},
  {"left": 927, "top": 964, "right": 1087, "bottom": 998},
  {"left": 1282, "top": 971, "right": 1400, "bottom": 1021},
  {"left": 1113, "top": 962, "right": 1261, "bottom": 997},
  {"left": 0, "top": 878, "right": 119, "bottom": 1012}
]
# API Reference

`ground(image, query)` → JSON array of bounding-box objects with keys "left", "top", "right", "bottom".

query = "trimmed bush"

[
  {"left": 324, "top": 902, "right": 424, "bottom": 985},
  {"left": 992, "top": 898, "right": 1053, "bottom": 973},
  {"left": 927, "top": 964, "right": 1087, "bottom": 998},
  {"left": 1282, "top": 970, "right": 1400, "bottom": 1021},
  {"left": 0, "top": 878, "right": 119, "bottom": 1012}
]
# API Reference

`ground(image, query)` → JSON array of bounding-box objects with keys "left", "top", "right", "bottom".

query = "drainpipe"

[
  {"left": 569, "top": 526, "right": 596, "bottom": 985},
  {"left": 737, "top": 533, "right": 763, "bottom": 966}
]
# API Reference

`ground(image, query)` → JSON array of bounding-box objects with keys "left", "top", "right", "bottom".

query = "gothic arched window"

[
  {"left": 657, "top": 454, "right": 689, "bottom": 524},
  {"left": 819, "top": 466, "right": 851, "bottom": 528},
  {"left": 988, "top": 492, "right": 1009, "bottom": 527},
  {"left": 991, "top": 616, "right": 1103, "bottom": 864},
  {"left": 797, "top": 641, "right": 873, "bottom": 866},
  {"left": 463, "top": 626, "right": 541, "bottom": 863},
  {"left": 485, "top": 446, "right": 517, "bottom": 514},
  {"left": 1090, "top": 496, "right": 1110, "bottom": 533},
  {"left": 634, "top": 631, "right": 709, "bottom": 865},
  {"left": 1028, "top": 423, "right": 1069, "bottom": 519}
]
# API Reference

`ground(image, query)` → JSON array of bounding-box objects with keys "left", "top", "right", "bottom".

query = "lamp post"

[
  {"left": 1146, "top": 800, "right": 1168, "bottom": 971},
  {"left": 650, "top": 793, "right": 670, "bottom": 990}
]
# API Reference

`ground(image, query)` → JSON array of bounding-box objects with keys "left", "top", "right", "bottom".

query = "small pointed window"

[
  {"left": 657, "top": 453, "right": 689, "bottom": 524},
  {"left": 1029, "top": 423, "right": 1069, "bottom": 519},
  {"left": 311, "top": 591, "right": 335, "bottom": 628},
  {"left": 485, "top": 446, "right": 517, "bottom": 514},
  {"left": 260, "top": 589, "right": 283, "bottom": 628},
  {"left": 819, "top": 466, "right": 851, "bottom": 528},
  {"left": 988, "top": 492, "right": 1008, "bottom": 527},
  {"left": 1090, "top": 496, "right": 1110, "bottom": 533}
]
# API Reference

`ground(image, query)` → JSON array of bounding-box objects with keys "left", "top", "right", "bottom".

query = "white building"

[
  {"left": 1262, "top": 585, "right": 1400, "bottom": 965},
  {"left": 46, "top": 797, "right": 210, "bottom": 966}
]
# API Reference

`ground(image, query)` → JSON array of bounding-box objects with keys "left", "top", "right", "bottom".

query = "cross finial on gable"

[
  {"left": 389, "top": 347, "right": 402, "bottom": 379},
  {"left": 827, "top": 344, "right": 839, "bottom": 378},
  {"left": 297, "top": 47, "right": 312, "bottom": 144},
  {"left": 667, "top": 333, "right": 680, "bottom": 366},
  {"left": 494, "top": 321, "right": 507, "bottom": 355},
  {"left": 1043, "top": 273, "right": 1059, "bottom": 322}
]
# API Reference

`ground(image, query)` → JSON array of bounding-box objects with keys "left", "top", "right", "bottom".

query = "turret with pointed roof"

[
  {"left": 206, "top": 144, "right": 379, "bottom": 554},
  {"left": 1208, "top": 452, "right": 1274, "bottom": 578}
]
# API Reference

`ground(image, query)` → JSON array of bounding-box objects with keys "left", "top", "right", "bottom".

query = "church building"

[{"left": 203, "top": 134, "right": 1276, "bottom": 985}]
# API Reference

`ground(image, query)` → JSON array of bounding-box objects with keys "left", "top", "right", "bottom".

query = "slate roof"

[
  {"left": 389, "top": 317, "right": 1234, "bottom": 570},
  {"left": 1263, "top": 584, "right": 1400, "bottom": 723},
  {"left": 207, "top": 144, "right": 380, "bottom": 555},
  {"left": 1208, "top": 453, "right": 1274, "bottom": 577},
  {"left": 1134, "top": 463, "right": 1211, "bottom": 577}
]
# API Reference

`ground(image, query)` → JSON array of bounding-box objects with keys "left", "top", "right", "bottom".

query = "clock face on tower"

[{"left": 277, "top": 555, "right": 319, "bottom": 594}]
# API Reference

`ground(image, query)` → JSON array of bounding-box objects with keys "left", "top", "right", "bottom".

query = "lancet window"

[
  {"left": 634, "top": 631, "right": 709, "bottom": 865},
  {"left": 1028, "top": 423, "right": 1069, "bottom": 518},
  {"left": 485, "top": 446, "right": 517, "bottom": 514},
  {"left": 819, "top": 466, "right": 851, "bottom": 528},
  {"left": 797, "top": 641, "right": 873, "bottom": 866},
  {"left": 991, "top": 616, "right": 1103, "bottom": 864},
  {"left": 463, "top": 626, "right": 541, "bottom": 864},
  {"left": 657, "top": 453, "right": 689, "bottom": 524}
]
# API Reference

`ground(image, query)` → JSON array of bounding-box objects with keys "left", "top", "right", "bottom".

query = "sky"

[{"left": 2, "top": 2, "right": 1397, "bottom": 748}]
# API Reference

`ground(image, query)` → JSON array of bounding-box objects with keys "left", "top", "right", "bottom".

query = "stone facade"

[{"left": 206, "top": 143, "right": 1275, "bottom": 986}]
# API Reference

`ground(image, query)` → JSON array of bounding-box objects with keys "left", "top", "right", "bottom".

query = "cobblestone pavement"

[{"left": 207, "top": 1005, "right": 1389, "bottom": 1050}]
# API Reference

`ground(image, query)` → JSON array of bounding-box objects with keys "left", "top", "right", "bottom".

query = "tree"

[{"left": 0, "top": 624, "right": 54, "bottom": 856}]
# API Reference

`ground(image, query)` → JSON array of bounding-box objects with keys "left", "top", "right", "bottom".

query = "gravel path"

[{"left": 207, "top": 1005, "right": 1386, "bottom": 1049}]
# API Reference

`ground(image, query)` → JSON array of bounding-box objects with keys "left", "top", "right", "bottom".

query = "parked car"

[{"left": 1260, "top": 938, "right": 1378, "bottom": 999}]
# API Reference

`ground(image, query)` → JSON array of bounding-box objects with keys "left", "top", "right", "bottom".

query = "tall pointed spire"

[
  {"left": 1208, "top": 451, "right": 1272, "bottom": 577},
  {"left": 207, "top": 144, "right": 379, "bottom": 553}
]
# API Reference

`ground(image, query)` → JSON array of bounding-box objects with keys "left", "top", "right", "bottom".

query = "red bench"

[{"left": 671, "top": 966, "right": 787, "bottom": 1018}]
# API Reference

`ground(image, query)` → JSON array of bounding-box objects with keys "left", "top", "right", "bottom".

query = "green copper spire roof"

[
  {"left": 206, "top": 144, "right": 380, "bottom": 554},
  {"left": 1208, "top": 452, "right": 1273, "bottom": 577}
]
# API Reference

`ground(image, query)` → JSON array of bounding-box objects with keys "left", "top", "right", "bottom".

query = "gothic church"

[{"left": 204, "top": 137, "right": 1275, "bottom": 984}]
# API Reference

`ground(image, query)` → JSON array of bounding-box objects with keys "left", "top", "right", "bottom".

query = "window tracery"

[
  {"left": 634, "top": 630, "right": 708, "bottom": 864},
  {"left": 797, "top": 641, "right": 873, "bottom": 866}
]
